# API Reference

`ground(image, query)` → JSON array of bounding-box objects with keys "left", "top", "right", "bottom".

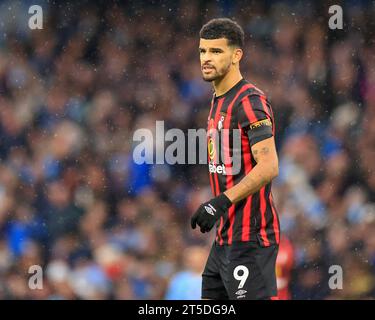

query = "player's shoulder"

[
  {"left": 234, "top": 80, "right": 268, "bottom": 110},
  {"left": 238, "top": 81, "right": 267, "bottom": 101},
  {"left": 232, "top": 81, "right": 274, "bottom": 120}
]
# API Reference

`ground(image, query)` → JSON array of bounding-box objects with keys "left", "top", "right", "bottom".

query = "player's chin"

[{"left": 202, "top": 74, "right": 219, "bottom": 82}]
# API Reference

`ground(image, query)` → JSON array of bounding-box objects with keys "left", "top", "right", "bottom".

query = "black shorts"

[{"left": 202, "top": 241, "right": 279, "bottom": 300}]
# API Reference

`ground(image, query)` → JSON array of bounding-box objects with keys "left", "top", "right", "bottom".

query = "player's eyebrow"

[{"left": 199, "top": 47, "right": 224, "bottom": 52}]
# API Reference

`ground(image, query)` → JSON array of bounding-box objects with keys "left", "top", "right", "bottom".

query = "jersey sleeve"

[{"left": 236, "top": 94, "right": 274, "bottom": 146}]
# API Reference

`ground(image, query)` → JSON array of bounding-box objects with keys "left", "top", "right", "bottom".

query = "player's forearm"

[{"left": 224, "top": 162, "right": 278, "bottom": 204}]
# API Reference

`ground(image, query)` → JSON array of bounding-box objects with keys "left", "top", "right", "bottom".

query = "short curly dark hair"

[{"left": 199, "top": 18, "right": 244, "bottom": 48}]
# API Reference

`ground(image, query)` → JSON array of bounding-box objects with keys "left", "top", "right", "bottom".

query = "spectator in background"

[
  {"left": 165, "top": 246, "right": 208, "bottom": 300},
  {"left": 276, "top": 235, "right": 294, "bottom": 300}
]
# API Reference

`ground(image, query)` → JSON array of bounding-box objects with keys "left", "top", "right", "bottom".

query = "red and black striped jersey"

[{"left": 206, "top": 78, "right": 280, "bottom": 246}]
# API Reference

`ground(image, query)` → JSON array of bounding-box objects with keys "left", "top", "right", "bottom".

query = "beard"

[{"left": 202, "top": 61, "right": 231, "bottom": 82}]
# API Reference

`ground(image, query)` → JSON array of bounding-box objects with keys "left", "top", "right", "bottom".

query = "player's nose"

[{"left": 201, "top": 51, "right": 212, "bottom": 62}]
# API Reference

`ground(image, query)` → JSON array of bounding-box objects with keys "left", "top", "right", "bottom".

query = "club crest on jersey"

[{"left": 217, "top": 112, "right": 226, "bottom": 131}]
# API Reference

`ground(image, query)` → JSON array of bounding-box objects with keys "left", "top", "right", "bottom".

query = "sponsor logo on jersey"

[
  {"left": 209, "top": 163, "right": 227, "bottom": 175},
  {"left": 208, "top": 138, "right": 215, "bottom": 160}
]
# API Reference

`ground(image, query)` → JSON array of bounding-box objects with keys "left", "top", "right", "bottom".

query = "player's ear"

[{"left": 232, "top": 48, "right": 243, "bottom": 64}]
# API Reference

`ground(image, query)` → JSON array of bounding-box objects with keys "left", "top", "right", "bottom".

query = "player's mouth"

[{"left": 202, "top": 65, "right": 215, "bottom": 72}]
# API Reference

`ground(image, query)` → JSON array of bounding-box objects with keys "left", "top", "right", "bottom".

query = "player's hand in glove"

[{"left": 191, "top": 193, "right": 232, "bottom": 233}]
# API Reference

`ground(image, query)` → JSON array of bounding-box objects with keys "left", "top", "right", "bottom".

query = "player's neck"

[{"left": 213, "top": 70, "right": 243, "bottom": 97}]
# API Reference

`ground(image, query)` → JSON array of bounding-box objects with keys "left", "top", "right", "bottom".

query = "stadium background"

[{"left": 0, "top": 0, "right": 374, "bottom": 299}]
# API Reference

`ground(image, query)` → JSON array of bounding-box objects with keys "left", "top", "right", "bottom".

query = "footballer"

[{"left": 191, "top": 18, "right": 280, "bottom": 300}]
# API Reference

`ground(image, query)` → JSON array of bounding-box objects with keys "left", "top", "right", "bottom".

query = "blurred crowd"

[{"left": 0, "top": 0, "right": 375, "bottom": 299}]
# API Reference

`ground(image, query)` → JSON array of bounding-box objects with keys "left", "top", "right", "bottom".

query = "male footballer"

[{"left": 191, "top": 18, "right": 280, "bottom": 300}]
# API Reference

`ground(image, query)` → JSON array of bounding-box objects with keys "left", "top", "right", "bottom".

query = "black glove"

[{"left": 191, "top": 193, "right": 232, "bottom": 233}]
